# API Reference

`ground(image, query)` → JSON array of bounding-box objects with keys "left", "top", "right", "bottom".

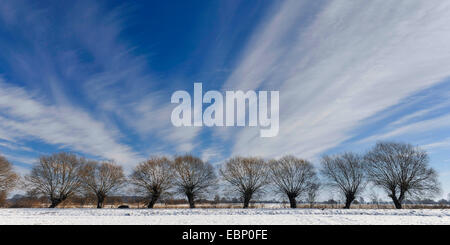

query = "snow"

[{"left": 0, "top": 208, "right": 449, "bottom": 225}]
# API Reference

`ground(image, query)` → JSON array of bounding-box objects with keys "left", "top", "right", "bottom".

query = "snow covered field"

[{"left": 0, "top": 208, "right": 449, "bottom": 225}]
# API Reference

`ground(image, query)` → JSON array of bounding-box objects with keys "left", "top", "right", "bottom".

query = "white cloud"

[
  {"left": 223, "top": 0, "right": 450, "bottom": 159},
  {"left": 0, "top": 80, "right": 143, "bottom": 168},
  {"left": 359, "top": 114, "right": 450, "bottom": 144},
  {"left": 0, "top": 141, "right": 34, "bottom": 152},
  {"left": 1, "top": 153, "right": 36, "bottom": 166},
  {"left": 0, "top": 0, "right": 201, "bottom": 162},
  {"left": 422, "top": 138, "right": 450, "bottom": 151}
]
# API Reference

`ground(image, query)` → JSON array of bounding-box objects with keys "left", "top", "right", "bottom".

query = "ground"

[{"left": 0, "top": 208, "right": 449, "bottom": 225}]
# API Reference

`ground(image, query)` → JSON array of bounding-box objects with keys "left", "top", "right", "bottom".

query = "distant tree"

[
  {"left": 306, "top": 182, "right": 321, "bottom": 208},
  {"left": 365, "top": 142, "right": 441, "bottom": 209},
  {"left": 369, "top": 190, "right": 380, "bottom": 206},
  {"left": 325, "top": 199, "right": 337, "bottom": 205},
  {"left": 437, "top": 199, "right": 448, "bottom": 205},
  {"left": 0, "top": 155, "right": 19, "bottom": 206},
  {"left": 321, "top": 152, "right": 366, "bottom": 209},
  {"left": 81, "top": 160, "right": 126, "bottom": 208},
  {"left": 358, "top": 197, "right": 365, "bottom": 205},
  {"left": 419, "top": 198, "right": 436, "bottom": 205},
  {"left": 221, "top": 157, "right": 269, "bottom": 208},
  {"left": 130, "top": 157, "right": 174, "bottom": 208},
  {"left": 25, "top": 152, "right": 85, "bottom": 208},
  {"left": 172, "top": 155, "right": 216, "bottom": 208},
  {"left": 269, "top": 156, "right": 319, "bottom": 208},
  {"left": 213, "top": 194, "right": 221, "bottom": 204}
]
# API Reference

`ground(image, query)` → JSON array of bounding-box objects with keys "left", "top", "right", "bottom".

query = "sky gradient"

[{"left": 1, "top": 0, "right": 450, "bottom": 200}]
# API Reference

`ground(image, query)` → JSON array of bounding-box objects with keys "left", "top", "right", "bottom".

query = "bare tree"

[
  {"left": 172, "top": 155, "right": 216, "bottom": 208},
  {"left": 130, "top": 157, "right": 174, "bottom": 208},
  {"left": 369, "top": 190, "right": 380, "bottom": 208},
  {"left": 0, "top": 155, "right": 19, "bottom": 205},
  {"left": 25, "top": 152, "right": 85, "bottom": 208},
  {"left": 364, "top": 142, "right": 440, "bottom": 209},
  {"left": 321, "top": 152, "right": 366, "bottom": 209},
  {"left": 306, "top": 182, "right": 321, "bottom": 208},
  {"left": 221, "top": 157, "right": 269, "bottom": 208},
  {"left": 269, "top": 156, "right": 318, "bottom": 208},
  {"left": 81, "top": 160, "right": 126, "bottom": 208}
]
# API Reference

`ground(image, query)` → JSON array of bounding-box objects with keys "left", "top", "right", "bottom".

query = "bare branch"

[
  {"left": 364, "top": 142, "right": 441, "bottom": 209},
  {"left": 269, "top": 155, "right": 318, "bottom": 208},
  {"left": 220, "top": 157, "right": 269, "bottom": 208},
  {"left": 0, "top": 155, "right": 19, "bottom": 206},
  {"left": 320, "top": 152, "right": 366, "bottom": 209},
  {"left": 24, "top": 152, "right": 85, "bottom": 208},
  {"left": 130, "top": 156, "right": 173, "bottom": 208},
  {"left": 172, "top": 154, "right": 216, "bottom": 208},
  {"left": 81, "top": 160, "right": 126, "bottom": 208}
]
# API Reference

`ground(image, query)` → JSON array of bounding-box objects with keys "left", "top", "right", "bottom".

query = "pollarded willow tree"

[
  {"left": 364, "top": 142, "right": 441, "bottom": 209},
  {"left": 269, "top": 156, "right": 319, "bottom": 208},
  {"left": 220, "top": 157, "right": 269, "bottom": 208},
  {"left": 172, "top": 154, "right": 216, "bottom": 208},
  {"left": 0, "top": 155, "right": 19, "bottom": 205},
  {"left": 25, "top": 152, "right": 85, "bottom": 208},
  {"left": 130, "top": 157, "right": 174, "bottom": 208},
  {"left": 81, "top": 160, "right": 126, "bottom": 208},
  {"left": 320, "top": 152, "right": 366, "bottom": 209}
]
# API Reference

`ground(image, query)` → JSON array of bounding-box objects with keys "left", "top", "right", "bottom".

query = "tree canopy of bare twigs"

[
  {"left": 25, "top": 152, "right": 85, "bottom": 208},
  {"left": 306, "top": 182, "right": 321, "bottom": 208},
  {"left": 130, "top": 156, "right": 174, "bottom": 208},
  {"left": 80, "top": 160, "right": 126, "bottom": 208},
  {"left": 0, "top": 155, "right": 19, "bottom": 205},
  {"left": 321, "top": 152, "right": 366, "bottom": 209},
  {"left": 172, "top": 154, "right": 216, "bottom": 208},
  {"left": 220, "top": 157, "right": 269, "bottom": 208},
  {"left": 364, "top": 142, "right": 441, "bottom": 209},
  {"left": 269, "top": 156, "right": 318, "bottom": 208}
]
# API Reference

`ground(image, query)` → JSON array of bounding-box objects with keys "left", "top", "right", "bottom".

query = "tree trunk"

[
  {"left": 147, "top": 193, "right": 160, "bottom": 209},
  {"left": 287, "top": 194, "right": 297, "bottom": 209},
  {"left": 392, "top": 196, "right": 402, "bottom": 209},
  {"left": 243, "top": 193, "right": 252, "bottom": 209},
  {"left": 344, "top": 194, "right": 355, "bottom": 209},
  {"left": 389, "top": 191, "right": 403, "bottom": 209},
  {"left": 97, "top": 195, "right": 105, "bottom": 209},
  {"left": 187, "top": 193, "right": 195, "bottom": 209},
  {"left": 49, "top": 198, "right": 62, "bottom": 208}
]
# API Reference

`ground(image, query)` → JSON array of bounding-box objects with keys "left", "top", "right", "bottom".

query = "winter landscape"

[
  {"left": 0, "top": 208, "right": 448, "bottom": 225},
  {"left": 2, "top": 1, "right": 450, "bottom": 229}
]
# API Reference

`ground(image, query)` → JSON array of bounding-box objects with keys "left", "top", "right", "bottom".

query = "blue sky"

[{"left": 1, "top": 0, "right": 450, "bottom": 199}]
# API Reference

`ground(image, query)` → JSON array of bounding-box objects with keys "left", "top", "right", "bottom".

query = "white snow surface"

[{"left": 0, "top": 208, "right": 449, "bottom": 225}]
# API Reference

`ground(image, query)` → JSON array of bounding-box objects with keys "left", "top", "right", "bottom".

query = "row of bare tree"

[
  {"left": 321, "top": 142, "right": 440, "bottom": 209},
  {"left": 0, "top": 142, "right": 441, "bottom": 209}
]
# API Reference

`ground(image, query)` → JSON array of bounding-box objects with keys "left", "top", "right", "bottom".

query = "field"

[{"left": 0, "top": 208, "right": 449, "bottom": 225}]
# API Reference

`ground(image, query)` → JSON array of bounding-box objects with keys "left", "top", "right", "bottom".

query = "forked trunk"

[
  {"left": 392, "top": 196, "right": 402, "bottom": 209},
  {"left": 389, "top": 191, "right": 403, "bottom": 209}
]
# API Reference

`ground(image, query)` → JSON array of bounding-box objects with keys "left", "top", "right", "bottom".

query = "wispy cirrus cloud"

[
  {"left": 224, "top": 0, "right": 450, "bottom": 160},
  {"left": 0, "top": 79, "right": 142, "bottom": 167},
  {"left": 0, "top": 0, "right": 200, "bottom": 168}
]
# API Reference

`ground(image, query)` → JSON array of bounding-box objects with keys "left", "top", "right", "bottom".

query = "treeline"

[{"left": 0, "top": 141, "right": 442, "bottom": 209}]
